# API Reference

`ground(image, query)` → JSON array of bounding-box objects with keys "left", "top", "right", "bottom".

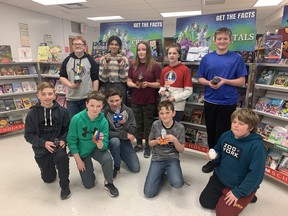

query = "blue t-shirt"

[{"left": 197, "top": 51, "right": 247, "bottom": 105}]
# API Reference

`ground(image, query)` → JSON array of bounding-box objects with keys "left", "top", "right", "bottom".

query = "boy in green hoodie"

[{"left": 67, "top": 91, "right": 119, "bottom": 197}]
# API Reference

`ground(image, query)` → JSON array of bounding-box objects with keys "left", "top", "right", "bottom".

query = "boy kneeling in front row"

[
  {"left": 199, "top": 108, "right": 266, "bottom": 216},
  {"left": 67, "top": 91, "right": 119, "bottom": 197},
  {"left": 144, "top": 101, "right": 185, "bottom": 198}
]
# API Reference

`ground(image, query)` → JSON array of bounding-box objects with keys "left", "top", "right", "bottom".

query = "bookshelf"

[
  {"left": 252, "top": 63, "right": 288, "bottom": 185},
  {"left": 0, "top": 62, "right": 39, "bottom": 137}
]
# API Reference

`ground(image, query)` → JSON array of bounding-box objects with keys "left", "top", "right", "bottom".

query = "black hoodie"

[{"left": 24, "top": 101, "right": 70, "bottom": 158}]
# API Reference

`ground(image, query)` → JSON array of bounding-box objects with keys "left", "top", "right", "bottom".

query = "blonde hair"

[
  {"left": 231, "top": 108, "right": 259, "bottom": 133},
  {"left": 73, "top": 36, "right": 87, "bottom": 46}
]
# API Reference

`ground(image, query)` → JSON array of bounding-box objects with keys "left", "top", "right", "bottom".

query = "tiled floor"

[{"left": 0, "top": 134, "right": 287, "bottom": 216}]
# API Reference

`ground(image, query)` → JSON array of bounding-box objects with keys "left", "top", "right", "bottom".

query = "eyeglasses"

[{"left": 73, "top": 43, "right": 84, "bottom": 46}]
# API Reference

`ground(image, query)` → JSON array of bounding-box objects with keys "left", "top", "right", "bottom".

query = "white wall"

[
  {"left": 0, "top": 2, "right": 98, "bottom": 62},
  {"left": 0, "top": 2, "right": 281, "bottom": 62}
]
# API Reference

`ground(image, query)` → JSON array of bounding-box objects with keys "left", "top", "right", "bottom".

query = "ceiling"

[{"left": 0, "top": 0, "right": 287, "bottom": 28}]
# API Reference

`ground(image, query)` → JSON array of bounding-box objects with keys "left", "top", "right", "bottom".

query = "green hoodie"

[{"left": 67, "top": 109, "right": 109, "bottom": 158}]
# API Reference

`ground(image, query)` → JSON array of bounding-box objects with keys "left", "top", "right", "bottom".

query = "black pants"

[
  {"left": 35, "top": 149, "right": 70, "bottom": 189},
  {"left": 131, "top": 103, "right": 157, "bottom": 147},
  {"left": 204, "top": 101, "right": 236, "bottom": 149}
]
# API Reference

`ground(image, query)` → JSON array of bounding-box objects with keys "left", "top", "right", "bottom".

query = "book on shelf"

[
  {"left": 268, "top": 98, "right": 285, "bottom": 115},
  {"left": 277, "top": 27, "right": 288, "bottom": 59},
  {"left": 12, "top": 82, "right": 23, "bottom": 93},
  {"left": 54, "top": 80, "right": 65, "bottom": 93},
  {"left": 254, "top": 96, "right": 273, "bottom": 113},
  {"left": 8, "top": 115, "right": 24, "bottom": 125},
  {"left": 198, "top": 91, "right": 204, "bottom": 103},
  {"left": 0, "top": 45, "right": 12, "bottom": 63},
  {"left": 195, "top": 130, "right": 208, "bottom": 147},
  {"left": 182, "top": 110, "right": 192, "bottom": 122},
  {"left": 13, "top": 99, "right": 24, "bottom": 109},
  {"left": 18, "top": 47, "right": 33, "bottom": 62},
  {"left": 30, "top": 97, "right": 38, "bottom": 106},
  {"left": 3, "top": 83, "right": 13, "bottom": 93},
  {"left": 264, "top": 35, "right": 283, "bottom": 59},
  {"left": 28, "top": 81, "right": 37, "bottom": 91},
  {"left": 28, "top": 65, "right": 37, "bottom": 75},
  {"left": 185, "top": 127, "right": 198, "bottom": 143},
  {"left": 277, "top": 154, "right": 288, "bottom": 176},
  {"left": 37, "top": 46, "right": 50, "bottom": 62},
  {"left": 14, "top": 66, "right": 29, "bottom": 75},
  {"left": 187, "top": 92, "right": 199, "bottom": 103},
  {"left": 21, "top": 97, "right": 32, "bottom": 108},
  {"left": 0, "top": 67, "right": 15, "bottom": 76},
  {"left": 0, "top": 99, "right": 6, "bottom": 112},
  {"left": 282, "top": 134, "right": 288, "bottom": 147},
  {"left": 237, "top": 90, "right": 246, "bottom": 108},
  {"left": 0, "top": 85, "right": 4, "bottom": 95},
  {"left": 266, "top": 148, "right": 282, "bottom": 170},
  {"left": 267, "top": 125, "right": 287, "bottom": 145},
  {"left": 21, "top": 81, "right": 32, "bottom": 92},
  {"left": 272, "top": 71, "right": 288, "bottom": 87},
  {"left": 258, "top": 122, "right": 274, "bottom": 140},
  {"left": 256, "top": 69, "right": 276, "bottom": 85},
  {"left": 4, "top": 98, "right": 16, "bottom": 111},
  {"left": 56, "top": 95, "right": 66, "bottom": 107},
  {"left": 191, "top": 109, "right": 203, "bottom": 124}
]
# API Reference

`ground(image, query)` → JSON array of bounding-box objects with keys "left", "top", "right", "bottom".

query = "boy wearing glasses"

[{"left": 59, "top": 36, "right": 99, "bottom": 118}]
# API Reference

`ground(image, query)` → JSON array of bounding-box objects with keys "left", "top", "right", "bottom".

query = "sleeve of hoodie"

[
  {"left": 173, "top": 66, "right": 193, "bottom": 102},
  {"left": 231, "top": 141, "right": 266, "bottom": 199},
  {"left": 87, "top": 55, "right": 99, "bottom": 81},
  {"left": 59, "top": 108, "right": 70, "bottom": 141},
  {"left": 66, "top": 116, "right": 80, "bottom": 155},
  {"left": 59, "top": 56, "right": 70, "bottom": 79},
  {"left": 99, "top": 117, "right": 109, "bottom": 151},
  {"left": 24, "top": 110, "right": 46, "bottom": 148},
  {"left": 118, "top": 56, "right": 129, "bottom": 83}
]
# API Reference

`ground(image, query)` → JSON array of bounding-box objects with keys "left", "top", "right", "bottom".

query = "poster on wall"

[
  {"left": 100, "top": 20, "right": 163, "bottom": 61},
  {"left": 176, "top": 9, "right": 257, "bottom": 62},
  {"left": 18, "top": 23, "right": 30, "bottom": 47},
  {"left": 281, "top": 5, "right": 288, "bottom": 27}
]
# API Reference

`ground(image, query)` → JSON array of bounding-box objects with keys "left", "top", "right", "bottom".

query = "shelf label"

[
  {"left": 265, "top": 166, "right": 288, "bottom": 184},
  {"left": 0, "top": 124, "right": 25, "bottom": 134},
  {"left": 185, "top": 142, "right": 208, "bottom": 153}
]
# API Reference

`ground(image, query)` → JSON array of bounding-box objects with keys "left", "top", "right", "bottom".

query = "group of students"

[{"left": 24, "top": 27, "right": 267, "bottom": 216}]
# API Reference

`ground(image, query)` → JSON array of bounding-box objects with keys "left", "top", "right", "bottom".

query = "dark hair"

[
  {"left": 37, "top": 82, "right": 55, "bottom": 92},
  {"left": 230, "top": 108, "right": 259, "bottom": 133},
  {"left": 105, "top": 87, "right": 122, "bottom": 99},
  {"left": 214, "top": 27, "right": 232, "bottom": 41},
  {"left": 87, "top": 91, "right": 105, "bottom": 103},
  {"left": 107, "top": 36, "right": 122, "bottom": 52},
  {"left": 166, "top": 43, "right": 181, "bottom": 61},
  {"left": 132, "top": 40, "right": 155, "bottom": 72},
  {"left": 158, "top": 101, "right": 175, "bottom": 112}
]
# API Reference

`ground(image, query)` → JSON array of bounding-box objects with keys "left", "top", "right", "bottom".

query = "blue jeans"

[
  {"left": 109, "top": 137, "right": 140, "bottom": 173},
  {"left": 66, "top": 99, "right": 87, "bottom": 118},
  {"left": 144, "top": 158, "right": 184, "bottom": 198}
]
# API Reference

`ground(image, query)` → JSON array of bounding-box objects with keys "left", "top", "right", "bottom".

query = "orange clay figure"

[{"left": 158, "top": 128, "right": 169, "bottom": 145}]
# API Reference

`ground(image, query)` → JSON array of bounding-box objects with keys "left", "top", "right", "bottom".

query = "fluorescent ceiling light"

[
  {"left": 161, "top": 11, "right": 202, "bottom": 18},
  {"left": 253, "top": 0, "right": 283, "bottom": 7},
  {"left": 87, "top": 16, "right": 124, "bottom": 21},
  {"left": 32, "top": 0, "right": 87, "bottom": 6}
]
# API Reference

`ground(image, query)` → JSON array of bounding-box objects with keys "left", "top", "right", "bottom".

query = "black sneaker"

[
  {"left": 113, "top": 169, "right": 120, "bottom": 180},
  {"left": 104, "top": 182, "right": 119, "bottom": 197},
  {"left": 60, "top": 187, "right": 71, "bottom": 200},
  {"left": 144, "top": 148, "right": 151, "bottom": 158},
  {"left": 202, "top": 161, "right": 216, "bottom": 173},
  {"left": 250, "top": 195, "right": 257, "bottom": 203},
  {"left": 134, "top": 145, "right": 143, "bottom": 152}
]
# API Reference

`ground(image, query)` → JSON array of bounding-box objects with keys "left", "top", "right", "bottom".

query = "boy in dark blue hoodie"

[
  {"left": 199, "top": 108, "right": 266, "bottom": 216},
  {"left": 24, "top": 82, "right": 71, "bottom": 199}
]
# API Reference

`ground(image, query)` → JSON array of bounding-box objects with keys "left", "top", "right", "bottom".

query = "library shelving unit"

[
  {"left": 252, "top": 62, "right": 288, "bottom": 185},
  {"left": 0, "top": 62, "right": 39, "bottom": 137}
]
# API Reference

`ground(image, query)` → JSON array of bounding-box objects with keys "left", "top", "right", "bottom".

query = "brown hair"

[
  {"left": 37, "top": 82, "right": 55, "bottom": 92},
  {"left": 132, "top": 40, "right": 155, "bottom": 72},
  {"left": 158, "top": 101, "right": 175, "bottom": 112},
  {"left": 87, "top": 91, "right": 105, "bottom": 103},
  {"left": 230, "top": 108, "right": 259, "bottom": 133},
  {"left": 213, "top": 27, "right": 232, "bottom": 41},
  {"left": 73, "top": 36, "right": 87, "bottom": 46},
  {"left": 166, "top": 43, "right": 181, "bottom": 61},
  {"left": 105, "top": 87, "right": 122, "bottom": 99}
]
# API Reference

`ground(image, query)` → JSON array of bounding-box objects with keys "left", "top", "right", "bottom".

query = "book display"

[
  {"left": 253, "top": 63, "right": 288, "bottom": 185},
  {"left": 0, "top": 62, "right": 39, "bottom": 136}
]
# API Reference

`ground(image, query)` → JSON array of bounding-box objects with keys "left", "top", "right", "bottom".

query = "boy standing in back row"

[{"left": 197, "top": 27, "right": 248, "bottom": 173}]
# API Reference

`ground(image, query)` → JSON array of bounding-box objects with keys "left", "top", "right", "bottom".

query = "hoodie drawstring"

[{"left": 44, "top": 108, "right": 53, "bottom": 126}]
